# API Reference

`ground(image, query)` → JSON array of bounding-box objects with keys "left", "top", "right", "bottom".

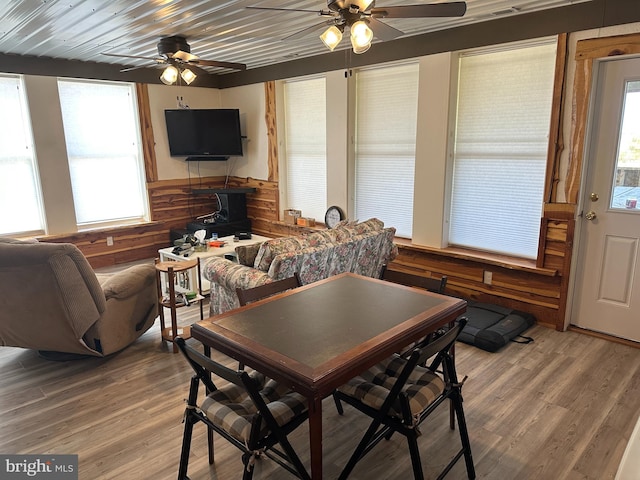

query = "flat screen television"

[{"left": 164, "top": 108, "right": 243, "bottom": 160}]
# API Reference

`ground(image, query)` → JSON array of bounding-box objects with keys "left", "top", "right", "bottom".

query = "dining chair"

[
  {"left": 236, "top": 272, "right": 302, "bottom": 306},
  {"left": 381, "top": 266, "right": 450, "bottom": 354},
  {"left": 381, "top": 265, "right": 448, "bottom": 294},
  {"left": 333, "top": 319, "right": 475, "bottom": 480},
  {"left": 175, "top": 336, "right": 311, "bottom": 480}
]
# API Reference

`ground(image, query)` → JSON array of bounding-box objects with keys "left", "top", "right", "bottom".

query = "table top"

[
  {"left": 158, "top": 234, "right": 271, "bottom": 261},
  {"left": 155, "top": 258, "right": 199, "bottom": 272},
  {"left": 192, "top": 273, "right": 466, "bottom": 398}
]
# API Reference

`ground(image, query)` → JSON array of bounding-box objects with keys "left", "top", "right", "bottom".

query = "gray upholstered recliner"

[{"left": 0, "top": 237, "right": 158, "bottom": 357}]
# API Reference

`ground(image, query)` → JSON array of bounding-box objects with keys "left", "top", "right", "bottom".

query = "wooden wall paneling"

[
  {"left": 135, "top": 83, "right": 158, "bottom": 183},
  {"left": 544, "top": 33, "right": 569, "bottom": 204},
  {"left": 391, "top": 246, "right": 561, "bottom": 328},
  {"left": 574, "top": 32, "right": 640, "bottom": 61},
  {"left": 566, "top": 32, "right": 640, "bottom": 204},
  {"left": 565, "top": 56, "right": 592, "bottom": 204},
  {"left": 557, "top": 216, "right": 576, "bottom": 330},
  {"left": 532, "top": 202, "right": 575, "bottom": 329},
  {"left": 40, "top": 223, "right": 168, "bottom": 269},
  {"left": 265, "top": 81, "right": 279, "bottom": 184}
]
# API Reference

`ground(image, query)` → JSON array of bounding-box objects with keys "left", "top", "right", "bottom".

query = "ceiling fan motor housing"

[
  {"left": 157, "top": 36, "right": 191, "bottom": 56},
  {"left": 327, "top": 0, "right": 374, "bottom": 13}
]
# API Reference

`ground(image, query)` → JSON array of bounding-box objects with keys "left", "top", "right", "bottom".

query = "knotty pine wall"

[{"left": 41, "top": 176, "right": 277, "bottom": 270}]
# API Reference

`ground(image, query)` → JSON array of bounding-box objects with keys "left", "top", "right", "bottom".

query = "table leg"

[{"left": 309, "top": 395, "right": 323, "bottom": 479}]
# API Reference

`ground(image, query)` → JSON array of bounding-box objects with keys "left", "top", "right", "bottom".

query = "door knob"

[
  {"left": 590, "top": 192, "right": 599, "bottom": 202},
  {"left": 585, "top": 211, "right": 597, "bottom": 221}
]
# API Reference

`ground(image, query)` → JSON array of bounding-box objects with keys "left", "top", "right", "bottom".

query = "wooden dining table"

[{"left": 191, "top": 272, "right": 467, "bottom": 479}]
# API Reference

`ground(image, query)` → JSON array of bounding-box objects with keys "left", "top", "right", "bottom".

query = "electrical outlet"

[
  {"left": 483, "top": 270, "right": 492, "bottom": 285},
  {"left": 106, "top": 236, "right": 114, "bottom": 246}
]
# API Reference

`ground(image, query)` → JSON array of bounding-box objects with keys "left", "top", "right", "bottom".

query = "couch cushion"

[
  {"left": 253, "top": 230, "right": 342, "bottom": 272},
  {"left": 335, "top": 218, "right": 384, "bottom": 238}
]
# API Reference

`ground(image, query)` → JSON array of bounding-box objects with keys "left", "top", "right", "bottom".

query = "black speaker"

[{"left": 216, "top": 193, "right": 247, "bottom": 223}]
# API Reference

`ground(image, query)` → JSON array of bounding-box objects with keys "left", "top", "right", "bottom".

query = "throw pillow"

[
  {"left": 235, "top": 243, "right": 263, "bottom": 266},
  {"left": 253, "top": 236, "right": 303, "bottom": 271}
]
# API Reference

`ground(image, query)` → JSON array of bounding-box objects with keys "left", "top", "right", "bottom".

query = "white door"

[{"left": 571, "top": 57, "right": 640, "bottom": 342}]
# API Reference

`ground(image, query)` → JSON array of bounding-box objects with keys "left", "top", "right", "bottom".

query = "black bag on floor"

[{"left": 457, "top": 302, "right": 535, "bottom": 352}]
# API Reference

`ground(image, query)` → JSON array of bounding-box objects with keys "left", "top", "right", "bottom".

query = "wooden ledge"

[{"left": 394, "top": 239, "right": 558, "bottom": 277}]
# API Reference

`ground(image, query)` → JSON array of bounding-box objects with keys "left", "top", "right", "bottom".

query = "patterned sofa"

[{"left": 202, "top": 218, "right": 398, "bottom": 316}]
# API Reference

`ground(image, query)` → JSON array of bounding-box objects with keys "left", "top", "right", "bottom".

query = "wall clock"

[{"left": 324, "top": 206, "right": 345, "bottom": 228}]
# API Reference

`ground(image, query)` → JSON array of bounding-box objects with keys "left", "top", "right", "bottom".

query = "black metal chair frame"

[
  {"left": 381, "top": 265, "right": 448, "bottom": 294},
  {"left": 175, "top": 337, "right": 311, "bottom": 480},
  {"left": 236, "top": 273, "right": 302, "bottom": 307},
  {"left": 333, "top": 320, "right": 475, "bottom": 480}
]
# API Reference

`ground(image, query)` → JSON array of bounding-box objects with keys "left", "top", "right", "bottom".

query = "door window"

[{"left": 611, "top": 80, "right": 640, "bottom": 211}]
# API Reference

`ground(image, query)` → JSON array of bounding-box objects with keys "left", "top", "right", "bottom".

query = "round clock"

[{"left": 324, "top": 206, "right": 345, "bottom": 228}]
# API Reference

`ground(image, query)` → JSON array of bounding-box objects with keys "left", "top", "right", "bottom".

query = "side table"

[{"left": 155, "top": 257, "right": 204, "bottom": 353}]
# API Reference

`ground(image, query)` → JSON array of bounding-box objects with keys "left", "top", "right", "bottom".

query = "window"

[
  {"left": 58, "top": 79, "right": 148, "bottom": 227},
  {"left": 450, "top": 41, "right": 557, "bottom": 258},
  {"left": 283, "top": 76, "right": 327, "bottom": 221},
  {"left": 355, "top": 63, "right": 418, "bottom": 238},
  {"left": 0, "top": 75, "right": 44, "bottom": 236}
]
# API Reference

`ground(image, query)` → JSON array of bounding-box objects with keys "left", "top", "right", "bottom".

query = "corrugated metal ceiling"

[{"left": 0, "top": 0, "right": 591, "bottom": 75}]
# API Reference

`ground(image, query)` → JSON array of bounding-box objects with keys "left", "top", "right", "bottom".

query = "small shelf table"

[{"left": 155, "top": 257, "right": 204, "bottom": 353}]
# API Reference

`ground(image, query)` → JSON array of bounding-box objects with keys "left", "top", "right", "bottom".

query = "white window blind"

[
  {"left": 0, "top": 75, "right": 44, "bottom": 235},
  {"left": 450, "top": 42, "right": 556, "bottom": 258},
  {"left": 283, "top": 77, "right": 327, "bottom": 221},
  {"left": 355, "top": 63, "right": 418, "bottom": 238},
  {"left": 58, "top": 79, "right": 148, "bottom": 226}
]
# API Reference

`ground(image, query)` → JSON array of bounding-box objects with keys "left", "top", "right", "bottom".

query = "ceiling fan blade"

[
  {"left": 189, "top": 59, "right": 247, "bottom": 71},
  {"left": 101, "top": 52, "right": 160, "bottom": 61},
  {"left": 180, "top": 64, "right": 209, "bottom": 76},
  {"left": 245, "top": 6, "right": 332, "bottom": 15},
  {"left": 368, "top": 17, "right": 404, "bottom": 41},
  {"left": 171, "top": 50, "right": 198, "bottom": 62},
  {"left": 371, "top": 2, "right": 467, "bottom": 18},
  {"left": 283, "top": 19, "right": 336, "bottom": 41},
  {"left": 119, "top": 65, "right": 152, "bottom": 73}
]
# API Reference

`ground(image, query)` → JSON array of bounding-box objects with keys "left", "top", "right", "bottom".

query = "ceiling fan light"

[
  {"left": 360, "top": 0, "right": 374, "bottom": 10},
  {"left": 351, "top": 40, "right": 371, "bottom": 54},
  {"left": 160, "top": 65, "right": 179, "bottom": 85},
  {"left": 320, "top": 25, "right": 343, "bottom": 51},
  {"left": 350, "top": 20, "right": 373, "bottom": 49},
  {"left": 181, "top": 68, "right": 197, "bottom": 85}
]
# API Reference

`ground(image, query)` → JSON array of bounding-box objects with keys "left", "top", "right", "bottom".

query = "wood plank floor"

[{"left": 2, "top": 289, "right": 640, "bottom": 479}]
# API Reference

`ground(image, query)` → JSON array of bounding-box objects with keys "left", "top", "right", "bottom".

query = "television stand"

[{"left": 186, "top": 219, "right": 252, "bottom": 239}]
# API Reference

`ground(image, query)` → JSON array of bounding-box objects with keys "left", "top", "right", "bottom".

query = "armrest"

[
  {"left": 203, "top": 257, "right": 272, "bottom": 291},
  {"left": 98, "top": 264, "right": 156, "bottom": 300}
]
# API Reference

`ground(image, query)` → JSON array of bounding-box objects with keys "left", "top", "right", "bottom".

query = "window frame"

[
  {"left": 0, "top": 74, "right": 45, "bottom": 237},
  {"left": 57, "top": 78, "right": 150, "bottom": 230},
  {"left": 353, "top": 61, "right": 419, "bottom": 239},
  {"left": 446, "top": 38, "right": 559, "bottom": 260},
  {"left": 280, "top": 74, "right": 328, "bottom": 222}
]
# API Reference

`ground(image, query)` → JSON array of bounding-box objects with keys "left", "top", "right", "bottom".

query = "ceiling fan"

[
  {"left": 102, "top": 36, "right": 247, "bottom": 85},
  {"left": 247, "top": 0, "right": 467, "bottom": 54}
]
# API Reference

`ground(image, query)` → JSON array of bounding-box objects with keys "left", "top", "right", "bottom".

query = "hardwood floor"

[{"left": 2, "top": 295, "right": 640, "bottom": 479}]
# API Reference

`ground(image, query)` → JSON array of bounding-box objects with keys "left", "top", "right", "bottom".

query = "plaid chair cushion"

[
  {"left": 337, "top": 354, "right": 444, "bottom": 418},
  {"left": 201, "top": 371, "right": 308, "bottom": 443}
]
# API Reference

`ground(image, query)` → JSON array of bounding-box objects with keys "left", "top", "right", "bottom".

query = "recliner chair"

[{"left": 0, "top": 237, "right": 158, "bottom": 358}]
